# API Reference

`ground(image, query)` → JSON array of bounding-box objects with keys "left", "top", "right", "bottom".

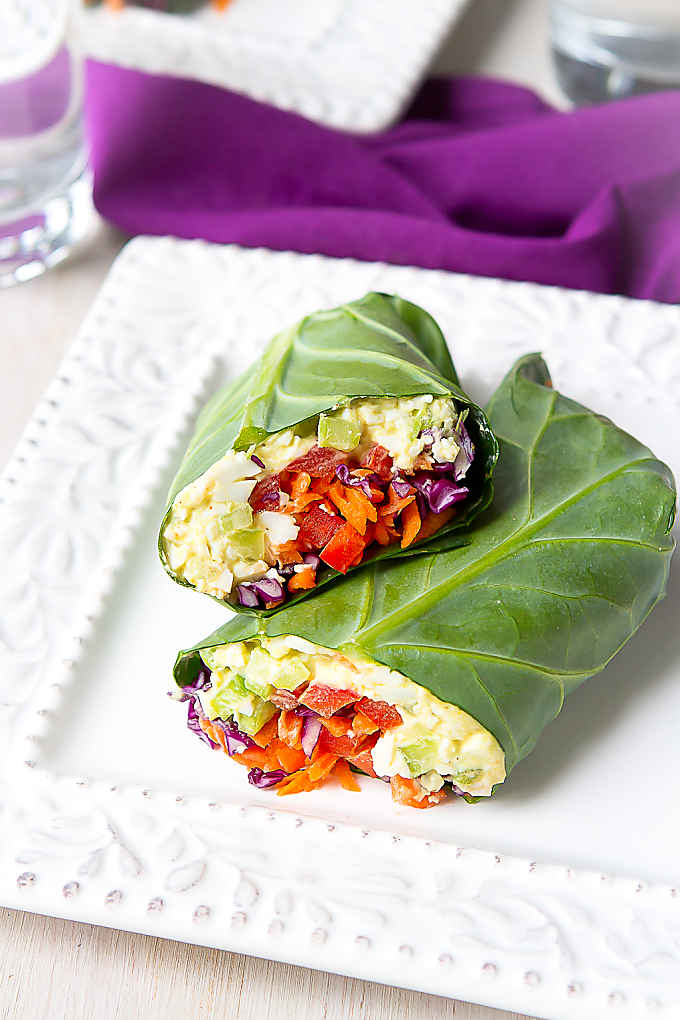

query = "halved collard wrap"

[
  {"left": 171, "top": 354, "right": 676, "bottom": 808},
  {"left": 159, "top": 293, "right": 498, "bottom": 611}
]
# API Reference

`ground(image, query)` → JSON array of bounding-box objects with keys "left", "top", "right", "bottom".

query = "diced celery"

[
  {"left": 318, "top": 414, "right": 361, "bottom": 452},
  {"left": 228, "top": 529, "right": 265, "bottom": 560},
  {"left": 447, "top": 768, "right": 481, "bottom": 786},
  {"left": 243, "top": 672, "right": 274, "bottom": 700},
  {"left": 401, "top": 736, "right": 439, "bottom": 777},
  {"left": 236, "top": 701, "right": 277, "bottom": 736},
  {"left": 219, "top": 502, "right": 253, "bottom": 534},
  {"left": 274, "top": 656, "right": 310, "bottom": 691},
  {"left": 244, "top": 648, "right": 278, "bottom": 691}
]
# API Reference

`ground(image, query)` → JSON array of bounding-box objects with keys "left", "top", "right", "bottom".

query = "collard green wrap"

[
  {"left": 159, "top": 292, "right": 498, "bottom": 611},
  {"left": 174, "top": 354, "right": 677, "bottom": 779}
]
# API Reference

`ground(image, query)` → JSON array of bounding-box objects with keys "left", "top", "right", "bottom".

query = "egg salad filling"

[
  {"left": 162, "top": 394, "right": 475, "bottom": 608},
  {"left": 179, "top": 637, "right": 506, "bottom": 807}
]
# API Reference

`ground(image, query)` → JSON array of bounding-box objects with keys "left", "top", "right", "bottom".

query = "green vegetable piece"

[
  {"left": 401, "top": 736, "right": 440, "bottom": 777},
  {"left": 274, "top": 657, "right": 310, "bottom": 691},
  {"left": 244, "top": 648, "right": 278, "bottom": 692},
  {"left": 175, "top": 353, "right": 676, "bottom": 787},
  {"left": 318, "top": 415, "right": 361, "bottom": 453},
  {"left": 236, "top": 701, "right": 277, "bottom": 736},
  {"left": 242, "top": 672, "right": 273, "bottom": 700},
  {"left": 228, "top": 529, "right": 265, "bottom": 560},
  {"left": 219, "top": 502, "right": 253, "bottom": 533}
]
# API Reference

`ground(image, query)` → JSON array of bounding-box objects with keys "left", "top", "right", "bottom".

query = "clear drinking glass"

[
  {"left": 0, "top": 0, "right": 93, "bottom": 287},
  {"left": 550, "top": 0, "right": 680, "bottom": 104}
]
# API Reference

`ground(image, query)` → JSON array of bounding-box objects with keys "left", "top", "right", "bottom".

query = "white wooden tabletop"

[{"left": 1, "top": 2, "right": 562, "bottom": 1017}]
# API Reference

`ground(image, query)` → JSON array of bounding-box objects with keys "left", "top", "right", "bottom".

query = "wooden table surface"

[{"left": 1, "top": 2, "right": 562, "bottom": 1017}]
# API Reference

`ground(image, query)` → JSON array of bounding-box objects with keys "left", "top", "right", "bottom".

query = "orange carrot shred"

[
  {"left": 276, "top": 771, "right": 313, "bottom": 796},
  {"left": 288, "top": 566, "right": 316, "bottom": 591},
  {"left": 290, "top": 471, "right": 312, "bottom": 498},
  {"left": 400, "top": 500, "right": 422, "bottom": 548},
  {"left": 308, "top": 753, "right": 339, "bottom": 783},
  {"left": 333, "top": 759, "right": 361, "bottom": 792},
  {"left": 278, "top": 710, "right": 304, "bottom": 749},
  {"left": 251, "top": 714, "right": 280, "bottom": 748}
]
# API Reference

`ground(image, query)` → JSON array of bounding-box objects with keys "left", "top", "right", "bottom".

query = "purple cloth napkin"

[{"left": 85, "top": 62, "right": 680, "bottom": 303}]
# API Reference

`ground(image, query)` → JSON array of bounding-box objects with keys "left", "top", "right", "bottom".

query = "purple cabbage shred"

[
  {"left": 250, "top": 454, "right": 265, "bottom": 469},
  {"left": 248, "top": 767, "right": 288, "bottom": 790}
]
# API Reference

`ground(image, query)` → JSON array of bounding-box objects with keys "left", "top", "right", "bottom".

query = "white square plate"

[
  {"left": 2, "top": 238, "right": 679, "bottom": 1019},
  {"left": 80, "top": 0, "right": 468, "bottom": 131}
]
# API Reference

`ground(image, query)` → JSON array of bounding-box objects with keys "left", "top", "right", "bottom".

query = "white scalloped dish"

[
  {"left": 80, "top": 0, "right": 469, "bottom": 132},
  {"left": 3, "top": 239, "right": 680, "bottom": 1020}
]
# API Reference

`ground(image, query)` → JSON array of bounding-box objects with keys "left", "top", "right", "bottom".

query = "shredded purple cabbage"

[
  {"left": 391, "top": 477, "right": 413, "bottom": 498},
  {"left": 186, "top": 697, "right": 219, "bottom": 749},
  {"left": 414, "top": 473, "right": 469, "bottom": 514},
  {"left": 278, "top": 563, "right": 297, "bottom": 577},
  {"left": 251, "top": 454, "right": 265, "bottom": 469},
  {"left": 453, "top": 421, "right": 474, "bottom": 479},
  {"left": 335, "top": 463, "right": 383, "bottom": 499},
  {"left": 248, "top": 767, "right": 288, "bottom": 789},
  {"left": 212, "top": 717, "right": 257, "bottom": 755},
  {"left": 303, "top": 553, "right": 321, "bottom": 570},
  {"left": 300, "top": 716, "right": 323, "bottom": 757}
]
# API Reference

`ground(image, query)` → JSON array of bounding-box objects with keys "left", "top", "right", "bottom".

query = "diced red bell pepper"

[
  {"left": 287, "top": 445, "right": 348, "bottom": 480},
  {"left": 299, "top": 684, "right": 358, "bottom": 718},
  {"left": 360, "top": 443, "right": 393, "bottom": 480},
  {"left": 249, "top": 474, "right": 281, "bottom": 511},
  {"left": 356, "top": 697, "right": 403, "bottom": 730},
  {"left": 320, "top": 521, "right": 365, "bottom": 573},
  {"left": 317, "top": 728, "right": 371, "bottom": 759},
  {"left": 297, "top": 505, "right": 345, "bottom": 552}
]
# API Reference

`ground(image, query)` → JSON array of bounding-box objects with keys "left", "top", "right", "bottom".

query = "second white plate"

[{"left": 80, "top": 0, "right": 469, "bottom": 131}]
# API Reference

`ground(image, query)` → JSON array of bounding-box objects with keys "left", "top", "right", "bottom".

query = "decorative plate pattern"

[
  {"left": 2, "top": 239, "right": 679, "bottom": 1020},
  {"left": 78, "top": 0, "right": 469, "bottom": 131}
]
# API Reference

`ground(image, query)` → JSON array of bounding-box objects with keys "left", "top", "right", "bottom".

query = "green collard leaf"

[
  {"left": 175, "top": 354, "right": 676, "bottom": 776},
  {"left": 160, "top": 293, "right": 498, "bottom": 613}
]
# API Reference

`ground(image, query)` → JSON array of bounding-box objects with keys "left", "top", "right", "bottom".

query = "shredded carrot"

[
  {"left": 345, "top": 486, "right": 378, "bottom": 524},
  {"left": 290, "top": 471, "right": 312, "bottom": 498},
  {"left": 333, "top": 758, "right": 361, "bottom": 792},
  {"left": 273, "top": 540, "right": 303, "bottom": 565},
  {"left": 373, "top": 521, "right": 392, "bottom": 546},
  {"left": 379, "top": 488, "right": 415, "bottom": 519},
  {"left": 416, "top": 506, "right": 457, "bottom": 541},
  {"left": 278, "top": 710, "right": 304, "bottom": 749},
  {"left": 284, "top": 491, "right": 323, "bottom": 514},
  {"left": 288, "top": 566, "right": 316, "bottom": 591},
  {"left": 276, "top": 771, "right": 313, "bottom": 796},
  {"left": 400, "top": 500, "right": 422, "bottom": 548},
  {"left": 198, "top": 717, "right": 227, "bottom": 753},
  {"left": 320, "top": 715, "right": 353, "bottom": 737},
  {"left": 308, "top": 752, "right": 340, "bottom": 783},
  {"left": 310, "top": 477, "right": 331, "bottom": 496},
  {"left": 352, "top": 711, "right": 379, "bottom": 736},
  {"left": 271, "top": 738, "right": 307, "bottom": 774},
  {"left": 232, "top": 747, "right": 268, "bottom": 768},
  {"left": 251, "top": 714, "right": 280, "bottom": 748}
]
